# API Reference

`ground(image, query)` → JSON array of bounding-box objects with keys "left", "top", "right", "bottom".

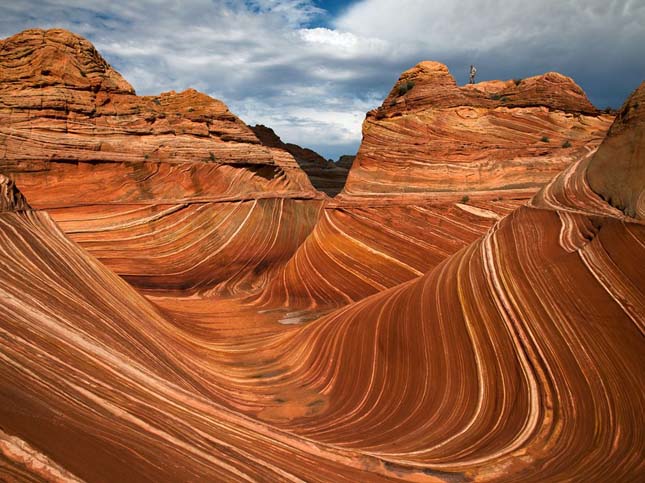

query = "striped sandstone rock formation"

[
  {"left": 0, "top": 28, "right": 323, "bottom": 292},
  {"left": 257, "top": 62, "right": 614, "bottom": 310},
  {"left": 0, "top": 82, "right": 642, "bottom": 482}
]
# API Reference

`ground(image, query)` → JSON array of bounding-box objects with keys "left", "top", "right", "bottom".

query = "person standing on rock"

[{"left": 469, "top": 65, "right": 477, "bottom": 84}]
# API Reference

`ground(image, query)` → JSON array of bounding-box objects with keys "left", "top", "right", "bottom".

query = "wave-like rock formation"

[
  {"left": 0, "top": 83, "right": 643, "bottom": 482},
  {"left": 0, "top": 182, "right": 398, "bottom": 481},
  {"left": 256, "top": 197, "right": 524, "bottom": 309},
  {"left": 257, "top": 63, "right": 613, "bottom": 310},
  {"left": 51, "top": 198, "right": 323, "bottom": 292},
  {"left": 0, "top": 29, "right": 324, "bottom": 292},
  {"left": 251, "top": 124, "right": 349, "bottom": 196}
]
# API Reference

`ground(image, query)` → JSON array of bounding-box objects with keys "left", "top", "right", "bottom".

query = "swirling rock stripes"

[
  {"left": 0, "top": 28, "right": 643, "bottom": 483},
  {"left": 240, "top": 206, "right": 644, "bottom": 481},
  {"left": 256, "top": 198, "right": 525, "bottom": 310},
  {"left": 0, "top": 209, "right": 407, "bottom": 482},
  {"left": 47, "top": 198, "right": 323, "bottom": 292}
]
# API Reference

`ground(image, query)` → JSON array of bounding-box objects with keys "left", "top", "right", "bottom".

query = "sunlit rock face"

[
  {"left": 0, "top": 28, "right": 324, "bottom": 292},
  {"left": 0, "top": 82, "right": 642, "bottom": 483},
  {"left": 258, "top": 61, "right": 614, "bottom": 310},
  {"left": 343, "top": 60, "right": 612, "bottom": 196}
]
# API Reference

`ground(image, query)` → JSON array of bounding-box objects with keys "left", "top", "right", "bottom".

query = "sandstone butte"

[
  {"left": 0, "top": 29, "right": 613, "bottom": 307},
  {"left": 0, "top": 28, "right": 331, "bottom": 293},
  {"left": 1, "top": 27, "right": 644, "bottom": 482}
]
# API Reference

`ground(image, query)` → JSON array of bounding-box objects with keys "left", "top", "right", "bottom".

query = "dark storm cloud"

[{"left": 0, "top": 0, "right": 643, "bottom": 159}]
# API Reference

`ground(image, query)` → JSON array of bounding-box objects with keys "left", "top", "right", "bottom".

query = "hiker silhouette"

[{"left": 469, "top": 65, "right": 477, "bottom": 84}]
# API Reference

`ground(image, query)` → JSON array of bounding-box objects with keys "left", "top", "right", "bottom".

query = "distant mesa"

[
  {"left": 335, "top": 154, "right": 355, "bottom": 170},
  {"left": 251, "top": 124, "right": 349, "bottom": 196}
]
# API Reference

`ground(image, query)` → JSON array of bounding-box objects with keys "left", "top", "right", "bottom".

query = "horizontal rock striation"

[{"left": 0, "top": 29, "right": 316, "bottom": 201}]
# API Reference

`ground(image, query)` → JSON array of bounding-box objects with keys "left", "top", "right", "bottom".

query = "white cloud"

[{"left": 335, "top": 0, "right": 645, "bottom": 52}]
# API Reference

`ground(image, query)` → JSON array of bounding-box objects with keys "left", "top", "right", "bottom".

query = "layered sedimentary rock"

[
  {"left": 0, "top": 29, "right": 314, "bottom": 198},
  {"left": 255, "top": 197, "right": 523, "bottom": 309},
  {"left": 0, "top": 29, "right": 322, "bottom": 291},
  {"left": 0, "top": 84, "right": 643, "bottom": 482},
  {"left": 343, "top": 61, "right": 612, "bottom": 196},
  {"left": 251, "top": 124, "right": 349, "bottom": 196},
  {"left": 258, "top": 62, "right": 613, "bottom": 310},
  {"left": 51, "top": 199, "right": 323, "bottom": 292}
]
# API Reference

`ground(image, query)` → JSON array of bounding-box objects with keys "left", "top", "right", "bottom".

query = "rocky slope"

[
  {"left": 0, "top": 82, "right": 642, "bottom": 482},
  {"left": 0, "top": 29, "right": 323, "bottom": 292},
  {"left": 257, "top": 62, "right": 614, "bottom": 310},
  {"left": 251, "top": 124, "right": 349, "bottom": 196}
]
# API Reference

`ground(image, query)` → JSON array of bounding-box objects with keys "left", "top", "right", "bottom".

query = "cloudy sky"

[{"left": 1, "top": 1, "right": 644, "bottom": 159}]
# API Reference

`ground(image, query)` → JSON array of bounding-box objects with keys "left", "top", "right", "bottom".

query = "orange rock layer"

[
  {"left": 0, "top": 29, "right": 326, "bottom": 291},
  {"left": 258, "top": 63, "right": 613, "bottom": 310},
  {"left": 343, "top": 61, "right": 613, "bottom": 196},
  {"left": 0, "top": 27, "right": 643, "bottom": 482}
]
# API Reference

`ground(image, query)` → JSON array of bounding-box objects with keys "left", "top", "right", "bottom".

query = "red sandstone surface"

[
  {"left": 0, "top": 28, "right": 643, "bottom": 482},
  {"left": 343, "top": 61, "right": 612, "bottom": 196}
]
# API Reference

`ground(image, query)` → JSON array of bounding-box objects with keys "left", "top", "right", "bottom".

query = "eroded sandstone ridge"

[
  {"left": 0, "top": 29, "right": 324, "bottom": 292},
  {"left": 0, "top": 79, "right": 642, "bottom": 482},
  {"left": 0, "top": 29, "right": 316, "bottom": 201}
]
